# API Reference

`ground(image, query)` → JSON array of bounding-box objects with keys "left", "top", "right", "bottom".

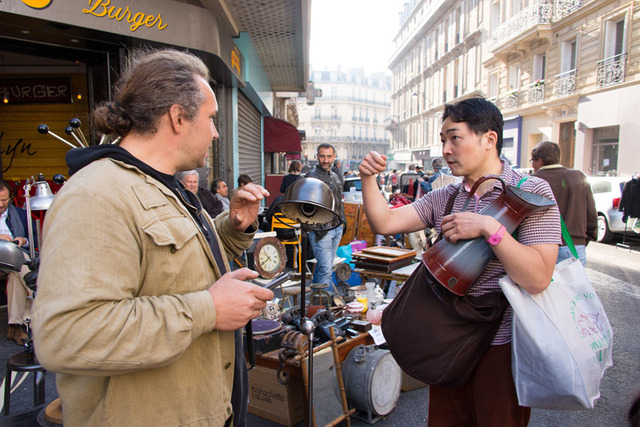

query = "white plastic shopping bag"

[{"left": 499, "top": 257, "right": 613, "bottom": 409}]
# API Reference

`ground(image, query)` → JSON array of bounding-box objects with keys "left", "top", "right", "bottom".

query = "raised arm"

[{"left": 359, "top": 151, "right": 426, "bottom": 235}]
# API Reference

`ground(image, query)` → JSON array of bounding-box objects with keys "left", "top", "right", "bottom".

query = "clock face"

[
  {"left": 259, "top": 245, "right": 280, "bottom": 272},
  {"left": 253, "top": 237, "right": 286, "bottom": 279}
]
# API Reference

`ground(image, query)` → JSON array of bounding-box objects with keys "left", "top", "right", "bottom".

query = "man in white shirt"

[{"left": 212, "top": 178, "right": 231, "bottom": 210}]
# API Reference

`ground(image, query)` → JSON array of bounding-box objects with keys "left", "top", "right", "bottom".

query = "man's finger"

[
  {"left": 251, "top": 287, "right": 275, "bottom": 302},
  {"left": 229, "top": 268, "right": 260, "bottom": 281},
  {"left": 241, "top": 183, "right": 269, "bottom": 198}
]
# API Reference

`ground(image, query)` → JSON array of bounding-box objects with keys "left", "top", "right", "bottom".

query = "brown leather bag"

[
  {"left": 380, "top": 186, "right": 508, "bottom": 388},
  {"left": 380, "top": 262, "right": 507, "bottom": 387}
]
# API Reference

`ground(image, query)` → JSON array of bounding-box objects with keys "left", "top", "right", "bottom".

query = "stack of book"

[{"left": 352, "top": 246, "right": 417, "bottom": 273}]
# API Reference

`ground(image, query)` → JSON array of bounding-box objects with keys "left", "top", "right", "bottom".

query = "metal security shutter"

[{"left": 238, "top": 92, "right": 262, "bottom": 182}]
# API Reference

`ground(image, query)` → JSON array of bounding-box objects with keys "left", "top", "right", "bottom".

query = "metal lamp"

[
  {"left": 276, "top": 177, "right": 343, "bottom": 427},
  {"left": 24, "top": 174, "right": 56, "bottom": 260},
  {"left": 0, "top": 240, "right": 26, "bottom": 273}
]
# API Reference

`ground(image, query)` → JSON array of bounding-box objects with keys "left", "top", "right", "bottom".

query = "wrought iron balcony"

[
  {"left": 555, "top": 0, "right": 582, "bottom": 20},
  {"left": 505, "top": 90, "right": 519, "bottom": 109},
  {"left": 596, "top": 53, "right": 627, "bottom": 88},
  {"left": 553, "top": 69, "right": 576, "bottom": 97},
  {"left": 491, "top": 0, "right": 554, "bottom": 50},
  {"left": 491, "top": 1, "right": 583, "bottom": 51},
  {"left": 527, "top": 80, "right": 545, "bottom": 104}
]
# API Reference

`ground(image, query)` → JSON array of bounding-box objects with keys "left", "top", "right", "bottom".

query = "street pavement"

[{"left": 0, "top": 239, "right": 638, "bottom": 426}]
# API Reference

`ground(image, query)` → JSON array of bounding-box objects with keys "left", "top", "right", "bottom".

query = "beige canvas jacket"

[{"left": 32, "top": 158, "right": 255, "bottom": 426}]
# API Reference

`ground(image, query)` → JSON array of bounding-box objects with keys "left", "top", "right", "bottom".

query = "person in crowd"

[
  {"left": 359, "top": 97, "right": 560, "bottom": 426},
  {"left": 280, "top": 160, "right": 302, "bottom": 194},
  {"left": 177, "top": 169, "right": 200, "bottom": 194},
  {"left": 212, "top": 178, "right": 230, "bottom": 211},
  {"left": 390, "top": 169, "right": 399, "bottom": 193},
  {"left": 402, "top": 164, "right": 417, "bottom": 195},
  {"left": 531, "top": 141, "right": 597, "bottom": 266},
  {"left": 32, "top": 49, "right": 273, "bottom": 426},
  {"left": 177, "top": 169, "right": 223, "bottom": 218},
  {"left": 229, "top": 174, "right": 253, "bottom": 200},
  {"left": 305, "top": 143, "right": 345, "bottom": 287},
  {"left": 429, "top": 156, "right": 459, "bottom": 190},
  {"left": 332, "top": 159, "right": 344, "bottom": 185},
  {"left": 0, "top": 180, "right": 33, "bottom": 345}
]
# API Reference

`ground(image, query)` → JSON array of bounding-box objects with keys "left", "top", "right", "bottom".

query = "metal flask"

[{"left": 423, "top": 175, "right": 556, "bottom": 296}]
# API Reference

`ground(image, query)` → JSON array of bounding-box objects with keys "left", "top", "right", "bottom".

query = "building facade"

[
  {"left": 0, "top": 0, "right": 309, "bottom": 192},
  {"left": 388, "top": 0, "right": 486, "bottom": 170},
  {"left": 390, "top": 0, "right": 639, "bottom": 177},
  {"left": 487, "top": 0, "right": 639, "bottom": 176},
  {"left": 296, "top": 68, "right": 391, "bottom": 170}
]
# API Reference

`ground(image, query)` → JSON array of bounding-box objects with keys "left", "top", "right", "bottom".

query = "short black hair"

[
  {"left": 211, "top": 178, "right": 225, "bottom": 193},
  {"left": 237, "top": 174, "right": 253, "bottom": 186},
  {"left": 0, "top": 179, "right": 12, "bottom": 196},
  {"left": 317, "top": 143, "right": 335, "bottom": 155},
  {"left": 442, "top": 97, "right": 504, "bottom": 156}
]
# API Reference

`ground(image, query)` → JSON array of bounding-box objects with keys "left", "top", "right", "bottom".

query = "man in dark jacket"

[
  {"left": 0, "top": 179, "right": 33, "bottom": 345},
  {"left": 176, "top": 170, "right": 224, "bottom": 219},
  {"left": 305, "top": 143, "right": 345, "bottom": 286},
  {"left": 531, "top": 141, "right": 597, "bottom": 265}
]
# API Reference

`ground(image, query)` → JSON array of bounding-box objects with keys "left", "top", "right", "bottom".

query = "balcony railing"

[
  {"left": 556, "top": 0, "right": 582, "bottom": 20},
  {"left": 505, "top": 90, "right": 520, "bottom": 109},
  {"left": 491, "top": 0, "right": 555, "bottom": 49},
  {"left": 311, "top": 115, "right": 342, "bottom": 122},
  {"left": 527, "top": 81, "right": 545, "bottom": 103},
  {"left": 596, "top": 53, "right": 627, "bottom": 88},
  {"left": 554, "top": 69, "right": 576, "bottom": 97}
]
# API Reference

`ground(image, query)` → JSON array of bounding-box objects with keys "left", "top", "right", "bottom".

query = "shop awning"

[{"left": 264, "top": 116, "right": 302, "bottom": 153}]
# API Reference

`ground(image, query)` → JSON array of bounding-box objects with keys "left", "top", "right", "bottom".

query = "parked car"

[
  {"left": 343, "top": 176, "right": 388, "bottom": 204},
  {"left": 587, "top": 176, "right": 637, "bottom": 243}
]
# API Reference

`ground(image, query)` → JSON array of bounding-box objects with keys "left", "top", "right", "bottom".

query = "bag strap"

[
  {"left": 444, "top": 186, "right": 461, "bottom": 216},
  {"left": 560, "top": 217, "right": 579, "bottom": 259},
  {"left": 433, "top": 186, "right": 461, "bottom": 244},
  {"left": 518, "top": 175, "right": 578, "bottom": 260}
]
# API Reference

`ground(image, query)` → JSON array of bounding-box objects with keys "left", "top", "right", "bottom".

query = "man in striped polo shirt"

[{"left": 359, "top": 97, "right": 561, "bottom": 426}]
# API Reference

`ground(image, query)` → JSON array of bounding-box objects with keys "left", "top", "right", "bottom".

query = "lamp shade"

[
  {"left": 29, "top": 180, "right": 55, "bottom": 211},
  {"left": 0, "top": 241, "right": 25, "bottom": 272},
  {"left": 279, "top": 177, "right": 342, "bottom": 229}
]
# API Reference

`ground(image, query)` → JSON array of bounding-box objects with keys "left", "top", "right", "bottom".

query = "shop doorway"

[{"left": 559, "top": 121, "right": 575, "bottom": 168}]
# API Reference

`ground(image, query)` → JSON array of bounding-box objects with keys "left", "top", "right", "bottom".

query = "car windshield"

[{"left": 344, "top": 179, "right": 362, "bottom": 192}]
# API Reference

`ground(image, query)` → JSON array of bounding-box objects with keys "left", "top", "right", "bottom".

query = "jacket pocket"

[{"left": 142, "top": 217, "right": 199, "bottom": 250}]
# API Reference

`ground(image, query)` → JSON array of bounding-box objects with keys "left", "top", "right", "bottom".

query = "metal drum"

[{"left": 341, "top": 345, "right": 402, "bottom": 417}]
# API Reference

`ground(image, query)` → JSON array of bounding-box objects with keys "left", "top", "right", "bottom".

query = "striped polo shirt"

[{"left": 413, "top": 160, "right": 561, "bottom": 345}]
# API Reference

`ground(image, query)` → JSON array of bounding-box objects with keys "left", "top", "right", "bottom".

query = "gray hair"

[{"left": 176, "top": 169, "right": 200, "bottom": 182}]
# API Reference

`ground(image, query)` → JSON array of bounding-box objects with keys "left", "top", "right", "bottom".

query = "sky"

[{"left": 309, "top": 0, "right": 406, "bottom": 75}]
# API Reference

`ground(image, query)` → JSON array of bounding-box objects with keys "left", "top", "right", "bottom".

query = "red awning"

[{"left": 264, "top": 116, "right": 302, "bottom": 153}]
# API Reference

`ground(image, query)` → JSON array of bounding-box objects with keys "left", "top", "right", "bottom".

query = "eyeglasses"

[{"left": 529, "top": 159, "right": 536, "bottom": 163}]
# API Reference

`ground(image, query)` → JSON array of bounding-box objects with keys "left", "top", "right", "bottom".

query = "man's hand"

[
  {"left": 0, "top": 234, "right": 25, "bottom": 246},
  {"left": 359, "top": 151, "right": 387, "bottom": 177},
  {"left": 440, "top": 213, "right": 499, "bottom": 244},
  {"left": 229, "top": 183, "right": 269, "bottom": 231},
  {"left": 208, "top": 268, "right": 274, "bottom": 331}
]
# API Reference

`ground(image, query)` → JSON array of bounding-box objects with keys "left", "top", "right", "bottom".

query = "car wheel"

[{"left": 597, "top": 214, "right": 614, "bottom": 243}]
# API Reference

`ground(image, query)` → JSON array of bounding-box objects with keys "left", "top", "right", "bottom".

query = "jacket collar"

[{"left": 538, "top": 164, "right": 564, "bottom": 171}]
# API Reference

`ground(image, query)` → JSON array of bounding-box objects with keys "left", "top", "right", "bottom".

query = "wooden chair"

[{"left": 271, "top": 212, "right": 302, "bottom": 273}]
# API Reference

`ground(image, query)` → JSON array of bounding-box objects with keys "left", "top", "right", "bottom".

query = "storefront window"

[{"left": 591, "top": 125, "right": 619, "bottom": 176}]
